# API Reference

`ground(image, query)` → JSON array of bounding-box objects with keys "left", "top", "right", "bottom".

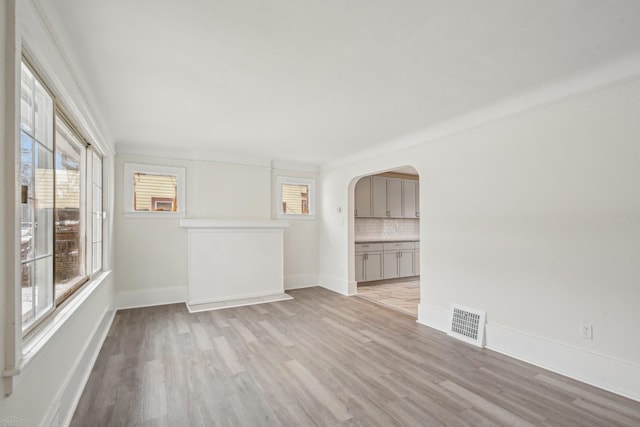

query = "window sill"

[
  {"left": 20, "top": 270, "right": 112, "bottom": 373},
  {"left": 123, "top": 211, "right": 185, "bottom": 219},
  {"left": 276, "top": 213, "right": 316, "bottom": 221}
]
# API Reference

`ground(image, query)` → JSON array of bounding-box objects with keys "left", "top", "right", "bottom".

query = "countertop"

[{"left": 355, "top": 239, "right": 419, "bottom": 243}]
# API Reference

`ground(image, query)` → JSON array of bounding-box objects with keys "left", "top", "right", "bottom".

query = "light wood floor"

[
  {"left": 72, "top": 287, "right": 640, "bottom": 426},
  {"left": 357, "top": 280, "right": 420, "bottom": 316}
]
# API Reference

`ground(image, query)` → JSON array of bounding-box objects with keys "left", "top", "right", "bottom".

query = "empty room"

[{"left": 2, "top": 1, "right": 640, "bottom": 426}]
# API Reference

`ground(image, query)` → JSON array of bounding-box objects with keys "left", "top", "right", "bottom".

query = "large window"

[{"left": 20, "top": 59, "right": 103, "bottom": 335}]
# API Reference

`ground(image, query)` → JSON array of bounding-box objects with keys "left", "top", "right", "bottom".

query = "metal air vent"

[{"left": 448, "top": 304, "right": 486, "bottom": 348}]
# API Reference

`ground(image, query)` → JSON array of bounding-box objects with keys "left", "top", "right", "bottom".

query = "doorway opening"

[{"left": 351, "top": 166, "right": 420, "bottom": 317}]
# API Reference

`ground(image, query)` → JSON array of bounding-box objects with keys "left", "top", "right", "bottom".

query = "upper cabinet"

[
  {"left": 372, "top": 177, "right": 387, "bottom": 217},
  {"left": 354, "top": 176, "right": 372, "bottom": 217},
  {"left": 386, "top": 178, "right": 403, "bottom": 218},
  {"left": 355, "top": 175, "right": 419, "bottom": 218},
  {"left": 403, "top": 179, "right": 419, "bottom": 218}
]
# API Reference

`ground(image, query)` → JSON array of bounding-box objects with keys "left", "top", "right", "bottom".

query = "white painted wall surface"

[
  {"left": 271, "top": 168, "right": 319, "bottom": 289},
  {"left": 318, "top": 77, "right": 640, "bottom": 399},
  {"left": 1, "top": 1, "right": 117, "bottom": 425},
  {"left": 115, "top": 156, "right": 320, "bottom": 306}
]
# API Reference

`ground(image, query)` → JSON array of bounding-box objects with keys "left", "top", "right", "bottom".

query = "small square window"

[
  {"left": 124, "top": 163, "right": 185, "bottom": 217},
  {"left": 276, "top": 176, "right": 315, "bottom": 219}
]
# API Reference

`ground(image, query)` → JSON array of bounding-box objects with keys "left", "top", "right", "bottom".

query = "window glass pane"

[
  {"left": 21, "top": 262, "right": 34, "bottom": 329},
  {"left": 91, "top": 152, "right": 103, "bottom": 274},
  {"left": 34, "top": 144, "right": 54, "bottom": 257},
  {"left": 282, "top": 184, "right": 310, "bottom": 215},
  {"left": 20, "top": 63, "right": 34, "bottom": 134},
  {"left": 20, "top": 63, "right": 55, "bottom": 333},
  {"left": 54, "top": 118, "right": 86, "bottom": 301},
  {"left": 34, "top": 80, "right": 54, "bottom": 149},
  {"left": 133, "top": 173, "right": 177, "bottom": 211},
  {"left": 35, "top": 257, "right": 54, "bottom": 316}
]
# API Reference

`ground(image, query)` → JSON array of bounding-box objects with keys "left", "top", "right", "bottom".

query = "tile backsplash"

[{"left": 355, "top": 218, "right": 420, "bottom": 241}]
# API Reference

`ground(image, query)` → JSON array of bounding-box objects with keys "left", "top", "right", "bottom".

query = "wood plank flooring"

[
  {"left": 357, "top": 280, "right": 420, "bottom": 316},
  {"left": 71, "top": 287, "right": 640, "bottom": 426}
]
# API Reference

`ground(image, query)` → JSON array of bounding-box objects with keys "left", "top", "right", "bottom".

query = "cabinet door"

[
  {"left": 386, "top": 178, "right": 403, "bottom": 218},
  {"left": 365, "top": 252, "right": 384, "bottom": 281},
  {"left": 372, "top": 177, "right": 387, "bottom": 217},
  {"left": 403, "top": 180, "right": 417, "bottom": 218},
  {"left": 415, "top": 181, "right": 420, "bottom": 218},
  {"left": 355, "top": 253, "right": 365, "bottom": 281},
  {"left": 354, "top": 177, "right": 372, "bottom": 217},
  {"left": 383, "top": 251, "right": 399, "bottom": 279},
  {"left": 399, "top": 250, "right": 414, "bottom": 277},
  {"left": 414, "top": 249, "right": 420, "bottom": 275}
]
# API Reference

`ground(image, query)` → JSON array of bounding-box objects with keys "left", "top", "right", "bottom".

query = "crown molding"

[{"left": 321, "top": 52, "right": 640, "bottom": 172}]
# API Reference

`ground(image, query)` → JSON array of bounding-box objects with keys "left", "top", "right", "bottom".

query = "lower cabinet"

[
  {"left": 355, "top": 243, "right": 384, "bottom": 282},
  {"left": 357, "top": 241, "right": 418, "bottom": 282}
]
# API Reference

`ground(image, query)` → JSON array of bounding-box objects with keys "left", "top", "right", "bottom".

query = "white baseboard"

[
  {"left": 55, "top": 308, "right": 116, "bottom": 427},
  {"left": 318, "top": 274, "right": 350, "bottom": 296},
  {"left": 416, "top": 303, "right": 640, "bottom": 402},
  {"left": 417, "top": 303, "right": 449, "bottom": 332},
  {"left": 116, "top": 286, "right": 186, "bottom": 310},
  {"left": 284, "top": 273, "right": 318, "bottom": 290},
  {"left": 485, "top": 323, "right": 640, "bottom": 402}
]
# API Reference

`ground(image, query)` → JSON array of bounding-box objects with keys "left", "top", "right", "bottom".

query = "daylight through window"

[{"left": 19, "top": 58, "right": 104, "bottom": 335}]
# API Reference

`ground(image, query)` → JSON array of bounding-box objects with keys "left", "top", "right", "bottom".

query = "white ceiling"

[{"left": 44, "top": 0, "right": 640, "bottom": 167}]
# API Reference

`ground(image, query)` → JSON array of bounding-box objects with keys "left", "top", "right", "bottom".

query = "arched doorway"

[{"left": 349, "top": 166, "right": 420, "bottom": 317}]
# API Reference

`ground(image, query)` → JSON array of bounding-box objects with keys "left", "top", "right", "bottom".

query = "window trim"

[
  {"left": 18, "top": 57, "right": 106, "bottom": 338},
  {"left": 276, "top": 176, "right": 316, "bottom": 220},
  {"left": 123, "top": 162, "right": 186, "bottom": 218}
]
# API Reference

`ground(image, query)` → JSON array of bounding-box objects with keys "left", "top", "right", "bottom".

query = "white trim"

[
  {"left": 322, "top": 53, "right": 640, "bottom": 172},
  {"left": 417, "top": 303, "right": 449, "bottom": 332},
  {"left": 186, "top": 293, "right": 293, "bottom": 313},
  {"left": 53, "top": 308, "right": 115, "bottom": 427},
  {"left": 284, "top": 274, "right": 319, "bottom": 290},
  {"left": 123, "top": 162, "right": 186, "bottom": 217},
  {"left": 116, "top": 286, "right": 186, "bottom": 310},
  {"left": 416, "top": 304, "right": 640, "bottom": 402},
  {"left": 318, "top": 274, "right": 351, "bottom": 296},
  {"left": 180, "top": 219, "right": 290, "bottom": 230},
  {"left": 275, "top": 175, "right": 316, "bottom": 220},
  {"left": 485, "top": 323, "right": 640, "bottom": 403},
  {"left": 271, "top": 159, "right": 320, "bottom": 173},
  {"left": 116, "top": 142, "right": 273, "bottom": 168},
  {"left": 20, "top": 270, "right": 112, "bottom": 372},
  {"left": 188, "top": 289, "right": 285, "bottom": 306}
]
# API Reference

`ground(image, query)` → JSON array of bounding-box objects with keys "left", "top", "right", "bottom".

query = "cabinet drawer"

[
  {"left": 414, "top": 241, "right": 420, "bottom": 250},
  {"left": 383, "top": 241, "right": 415, "bottom": 251},
  {"left": 355, "top": 243, "right": 384, "bottom": 253}
]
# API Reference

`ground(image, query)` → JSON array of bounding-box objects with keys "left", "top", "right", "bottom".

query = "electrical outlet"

[{"left": 580, "top": 323, "right": 593, "bottom": 340}]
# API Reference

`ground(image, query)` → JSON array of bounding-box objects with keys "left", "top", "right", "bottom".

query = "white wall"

[
  {"left": 115, "top": 155, "right": 320, "bottom": 307},
  {"left": 0, "top": 1, "right": 116, "bottom": 425},
  {"left": 271, "top": 168, "right": 319, "bottom": 289},
  {"left": 318, "top": 77, "right": 640, "bottom": 400}
]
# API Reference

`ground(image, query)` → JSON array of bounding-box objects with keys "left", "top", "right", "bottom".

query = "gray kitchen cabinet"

[
  {"left": 355, "top": 243, "right": 384, "bottom": 282},
  {"left": 364, "top": 251, "right": 384, "bottom": 281},
  {"left": 382, "top": 241, "right": 415, "bottom": 279},
  {"left": 354, "top": 176, "right": 372, "bottom": 217},
  {"left": 414, "top": 249, "right": 420, "bottom": 275},
  {"left": 372, "top": 177, "right": 387, "bottom": 218},
  {"left": 386, "top": 178, "right": 403, "bottom": 218},
  {"left": 399, "top": 250, "right": 414, "bottom": 277},
  {"left": 403, "top": 179, "right": 418, "bottom": 218},
  {"left": 355, "top": 253, "right": 365, "bottom": 281},
  {"left": 383, "top": 251, "right": 400, "bottom": 279}
]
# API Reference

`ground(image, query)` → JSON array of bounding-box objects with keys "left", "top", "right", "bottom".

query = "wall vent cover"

[{"left": 448, "top": 304, "right": 486, "bottom": 348}]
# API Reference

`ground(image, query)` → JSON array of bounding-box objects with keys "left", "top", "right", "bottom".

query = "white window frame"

[
  {"left": 123, "top": 163, "right": 186, "bottom": 218},
  {"left": 276, "top": 176, "right": 316, "bottom": 220}
]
